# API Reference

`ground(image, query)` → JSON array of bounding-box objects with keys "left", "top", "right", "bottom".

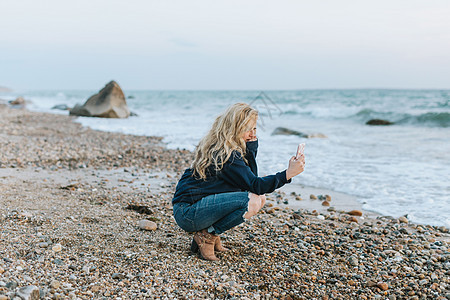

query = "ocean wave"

[
  {"left": 354, "top": 109, "right": 450, "bottom": 127},
  {"left": 355, "top": 108, "right": 379, "bottom": 118},
  {"left": 397, "top": 112, "right": 450, "bottom": 128},
  {"left": 280, "top": 104, "right": 361, "bottom": 119}
]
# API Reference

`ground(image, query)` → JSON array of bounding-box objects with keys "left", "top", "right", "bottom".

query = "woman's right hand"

[{"left": 286, "top": 154, "right": 305, "bottom": 180}]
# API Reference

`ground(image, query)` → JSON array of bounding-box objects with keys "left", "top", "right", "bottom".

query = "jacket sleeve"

[
  {"left": 244, "top": 140, "right": 258, "bottom": 176},
  {"left": 219, "top": 151, "right": 290, "bottom": 195}
]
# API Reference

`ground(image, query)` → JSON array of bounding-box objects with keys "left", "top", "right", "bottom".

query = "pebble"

[
  {"left": 310, "top": 194, "right": 317, "bottom": 200},
  {"left": 349, "top": 216, "right": 358, "bottom": 223},
  {"left": 50, "top": 280, "right": 60, "bottom": 289},
  {"left": 90, "top": 285, "right": 101, "bottom": 292},
  {"left": 16, "top": 285, "right": 39, "bottom": 300},
  {"left": 347, "top": 255, "right": 359, "bottom": 266},
  {"left": 20, "top": 212, "right": 33, "bottom": 218},
  {"left": 347, "top": 210, "right": 363, "bottom": 216},
  {"left": 52, "top": 243, "right": 62, "bottom": 252},
  {"left": 6, "top": 281, "right": 17, "bottom": 290},
  {"left": 138, "top": 219, "right": 157, "bottom": 231},
  {"left": 82, "top": 265, "right": 90, "bottom": 274},
  {"left": 419, "top": 279, "right": 428, "bottom": 285},
  {"left": 438, "top": 226, "right": 448, "bottom": 233},
  {"left": 38, "top": 242, "right": 48, "bottom": 248},
  {"left": 321, "top": 201, "right": 330, "bottom": 206},
  {"left": 398, "top": 216, "right": 408, "bottom": 223},
  {"left": 377, "top": 282, "right": 388, "bottom": 291},
  {"left": 112, "top": 273, "right": 126, "bottom": 280}
]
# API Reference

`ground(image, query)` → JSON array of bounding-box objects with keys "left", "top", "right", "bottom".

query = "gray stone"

[
  {"left": 6, "top": 281, "right": 18, "bottom": 290},
  {"left": 112, "top": 273, "right": 125, "bottom": 280},
  {"left": 347, "top": 255, "right": 359, "bottom": 266},
  {"left": 51, "top": 104, "right": 71, "bottom": 111},
  {"left": 38, "top": 242, "right": 48, "bottom": 248},
  {"left": 16, "top": 285, "right": 40, "bottom": 300},
  {"left": 272, "top": 127, "right": 305, "bottom": 136},
  {"left": 139, "top": 219, "right": 157, "bottom": 231},
  {"left": 271, "top": 127, "right": 327, "bottom": 138},
  {"left": 419, "top": 279, "right": 428, "bottom": 285},
  {"left": 39, "top": 287, "right": 48, "bottom": 299}
]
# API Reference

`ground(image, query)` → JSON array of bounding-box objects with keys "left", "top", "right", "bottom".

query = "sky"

[{"left": 1, "top": 0, "right": 450, "bottom": 90}]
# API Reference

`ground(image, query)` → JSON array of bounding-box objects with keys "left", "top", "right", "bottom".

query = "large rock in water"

[
  {"left": 271, "top": 127, "right": 327, "bottom": 138},
  {"left": 9, "top": 96, "right": 26, "bottom": 106},
  {"left": 366, "top": 119, "right": 394, "bottom": 126},
  {"left": 70, "top": 81, "right": 130, "bottom": 118},
  {"left": 52, "top": 104, "right": 71, "bottom": 111}
]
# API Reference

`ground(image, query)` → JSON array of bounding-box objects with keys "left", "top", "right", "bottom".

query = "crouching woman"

[{"left": 172, "top": 103, "right": 305, "bottom": 261}]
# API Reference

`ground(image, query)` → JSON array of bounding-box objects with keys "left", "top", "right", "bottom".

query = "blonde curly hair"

[{"left": 192, "top": 103, "right": 258, "bottom": 179}]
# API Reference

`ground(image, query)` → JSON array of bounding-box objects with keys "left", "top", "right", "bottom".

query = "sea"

[{"left": 2, "top": 89, "right": 449, "bottom": 228}]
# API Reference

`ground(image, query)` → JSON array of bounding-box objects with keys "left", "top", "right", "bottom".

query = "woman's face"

[{"left": 242, "top": 119, "right": 257, "bottom": 142}]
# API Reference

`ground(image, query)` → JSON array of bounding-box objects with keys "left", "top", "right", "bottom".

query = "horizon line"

[{"left": 2, "top": 86, "right": 450, "bottom": 92}]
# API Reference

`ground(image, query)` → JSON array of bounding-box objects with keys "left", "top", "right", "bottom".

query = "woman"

[{"left": 172, "top": 103, "right": 305, "bottom": 261}]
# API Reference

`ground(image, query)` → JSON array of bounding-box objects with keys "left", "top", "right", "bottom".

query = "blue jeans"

[{"left": 173, "top": 192, "right": 249, "bottom": 235}]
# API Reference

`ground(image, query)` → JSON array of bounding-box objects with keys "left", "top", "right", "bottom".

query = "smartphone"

[{"left": 296, "top": 143, "right": 305, "bottom": 159}]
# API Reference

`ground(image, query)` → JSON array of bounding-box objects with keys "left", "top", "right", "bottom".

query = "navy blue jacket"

[{"left": 172, "top": 140, "right": 290, "bottom": 204}]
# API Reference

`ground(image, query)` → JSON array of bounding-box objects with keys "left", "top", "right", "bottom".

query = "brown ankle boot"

[
  {"left": 193, "top": 229, "right": 219, "bottom": 261},
  {"left": 214, "top": 236, "right": 230, "bottom": 252}
]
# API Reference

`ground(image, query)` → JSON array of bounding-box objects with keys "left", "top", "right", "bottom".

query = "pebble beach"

[{"left": 0, "top": 103, "right": 449, "bottom": 300}]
